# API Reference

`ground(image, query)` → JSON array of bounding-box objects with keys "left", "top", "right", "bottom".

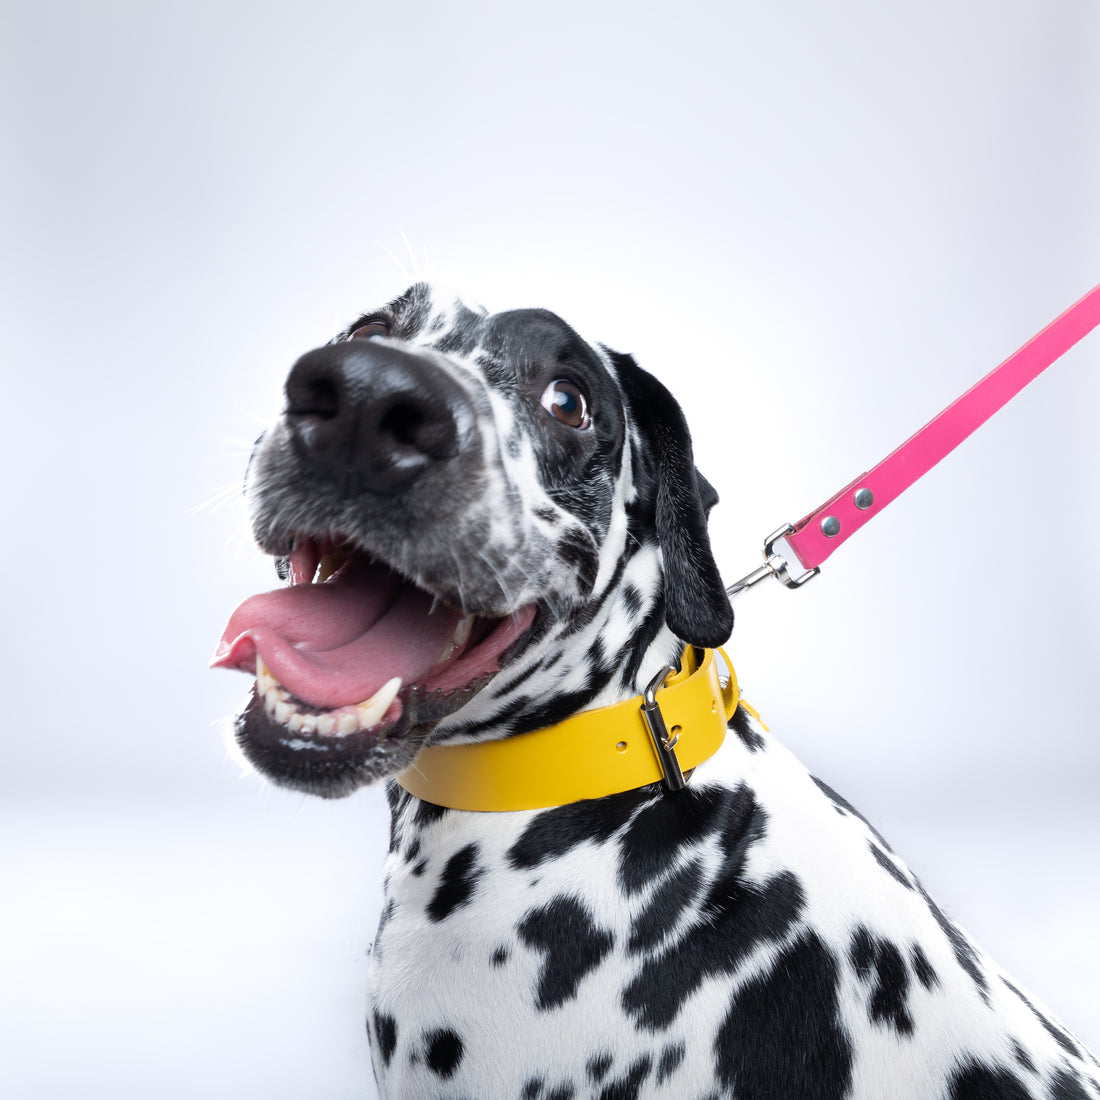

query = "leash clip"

[
  {"left": 640, "top": 664, "right": 688, "bottom": 792},
  {"left": 725, "top": 525, "right": 820, "bottom": 602}
]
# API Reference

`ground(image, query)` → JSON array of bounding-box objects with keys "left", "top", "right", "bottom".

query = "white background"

[{"left": 2, "top": 1, "right": 1098, "bottom": 1096}]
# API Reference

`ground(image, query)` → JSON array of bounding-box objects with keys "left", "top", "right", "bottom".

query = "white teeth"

[
  {"left": 435, "top": 613, "right": 476, "bottom": 666},
  {"left": 356, "top": 677, "right": 403, "bottom": 730},
  {"left": 257, "top": 657, "right": 276, "bottom": 694},
  {"left": 453, "top": 614, "right": 474, "bottom": 649},
  {"left": 314, "top": 553, "right": 345, "bottom": 583},
  {"left": 254, "top": 663, "right": 403, "bottom": 738}
]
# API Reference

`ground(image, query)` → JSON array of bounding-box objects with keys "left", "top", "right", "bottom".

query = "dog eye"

[
  {"left": 540, "top": 379, "right": 590, "bottom": 429},
  {"left": 349, "top": 320, "right": 390, "bottom": 340}
]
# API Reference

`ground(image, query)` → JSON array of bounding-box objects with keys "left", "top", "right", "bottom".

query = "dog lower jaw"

[
  {"left": 232, "top": 613, "right": 541, "bottom": 798},
  {"left": 234, "top": 673, "right": 497, "bottom": 799}
]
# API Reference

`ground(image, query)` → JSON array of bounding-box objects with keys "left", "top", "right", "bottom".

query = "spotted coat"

[{"left": 228, "top": 284, "right": 1098, "bottom": 1100}]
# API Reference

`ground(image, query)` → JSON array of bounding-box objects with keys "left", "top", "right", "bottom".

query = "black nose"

[{"left": 283, "top": 341, "right": 472, "bottom": 495}]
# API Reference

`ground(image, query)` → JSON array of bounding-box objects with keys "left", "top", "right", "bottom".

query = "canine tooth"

[
  {"left": 452, "top": 614, "right": 474, "bottom": 648},
  {"left": 257, "top": 656, "right": 277, "bottom": 693},
  {"left": 314, "top": 553, "right": 342, "bottom": 583},
  {"left": 435, "top": 614, "right": 475, "bottom": 666},
  {"left": 356, "top": 677, "right": 402, "bottom": 729}
]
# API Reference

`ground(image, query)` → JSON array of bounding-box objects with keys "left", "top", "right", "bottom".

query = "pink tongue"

[{"left": 212, "top": 559, "right": 463, "bottom": 709}]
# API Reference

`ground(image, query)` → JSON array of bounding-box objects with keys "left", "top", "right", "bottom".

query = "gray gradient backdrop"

[{"left": 3, "top": 1, "right": 1098, "bottom": 1097}]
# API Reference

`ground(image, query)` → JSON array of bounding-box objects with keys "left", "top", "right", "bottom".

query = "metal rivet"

[
  {"left": 821, "top": 515, "right": 841, "bottom": 537},
  {"left": 854, "top": 487, "right": 874, "bottom": 510},
  {"left": 615, "top": 741, "right": 628, "bottom": 752}
]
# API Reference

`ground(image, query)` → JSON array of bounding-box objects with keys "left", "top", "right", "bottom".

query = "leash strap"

[{"left": 728, "top": 281, "right": 1100, "bottom": 597}]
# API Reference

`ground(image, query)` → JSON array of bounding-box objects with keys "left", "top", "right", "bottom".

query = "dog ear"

[
  {"left": 695, "top": 469, "right": 720, "bottom": 514},
  {"left": 608, "top": 351, "right": 733, "bottom": 648}
]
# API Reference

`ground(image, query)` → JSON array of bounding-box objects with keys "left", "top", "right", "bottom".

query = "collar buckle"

[{"left": 640, "top": 663, "right": 689, "bottom": 792}]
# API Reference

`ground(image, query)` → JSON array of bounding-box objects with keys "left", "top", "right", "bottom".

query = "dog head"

[{"left": 213, "top": 284, "right": 732, "bottom": 797}]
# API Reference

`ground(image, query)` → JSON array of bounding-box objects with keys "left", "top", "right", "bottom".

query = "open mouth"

[{"left": 212, "top": 535, "right": 538, "bottom": 777}]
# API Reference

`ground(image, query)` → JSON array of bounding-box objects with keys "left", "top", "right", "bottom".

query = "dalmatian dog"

[{"left": 213, "top": 283, "right": 1098, "bottom": 1100}]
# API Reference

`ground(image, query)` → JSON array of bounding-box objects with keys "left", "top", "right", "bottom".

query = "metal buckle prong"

[
  {"left": 725, "top": 524, "right": 821, "bottom": 602},
  {"left": 641, "top": 664, "right": 688, "bottom": 792}
]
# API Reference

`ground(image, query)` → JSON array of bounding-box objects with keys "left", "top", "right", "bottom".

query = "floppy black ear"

[
  {"left": 695, "top": 469, "right": 720, "bottom": 514},
  {"left": 609, "top": 351, "right": 733, "bottom": 648}
]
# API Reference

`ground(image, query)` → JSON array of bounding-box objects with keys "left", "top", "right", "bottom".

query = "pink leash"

[{"left": 727, "top": 281, "right": 1100, "bottom": 600}]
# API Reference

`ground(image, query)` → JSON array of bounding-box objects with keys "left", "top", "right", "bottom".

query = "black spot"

[
  {"left": 811, "top": 776, "right": 896, "bottom": 853},
  {"left": 848, "top": 925, "right": 914, "bottom": 1034},
  {"left": 412, "top": 858, "right": 427, "bottom": 877},
  {"left": 491, "top": 946, "right": 509, "bottom": 967},
  {"left": 621, "top": 584, "right": 644, "bottom": 618},
  {"left": 427, "top": 843, "right": 483, "bottom": 922},
  {"left": 947, "top": 1059, "right": 1033, "bottom": 1100},
  {"left": 404, "top": 838, "right": 421, "bottom": 863},
  {"left": 413, "top": 797, "right": 449, "bottom": 828},
  {"left": 518, "top": 896, "right": 613, "bottom": 1009},
  {"left": 850, "top": 926, "right": 875, "bottom": 972},
  {"left": 424, "top": 1027, "right": 464, "bottom": 1078},
  {"left": 385, "top": 781, "right": 412, "bottom": 850},
  {"left": 919, "top": 885, "right": 990, "bottom": 1004},
  {"left": 655, "top": 1041, "right": 685, "bottom": 1084},
  {"left": 729, "top": 704, "right": 765, "bottom": 751},
  {"left": 622, "top": 869, "right": 805, "bottom": 1030},
  {"left": 1000, "top": 977, "right": 1081, "bottom": 1058},
  {"left": 385, "top": 779, "right": 410, "bottom": 816},
  {"left": 911, "top": 943, "right": 940, "bottom": 990},
  {"left": 869, "top": 841, "right": 914, "bottom": 890},
  {"left": 587, "top": 636, "right": 608, "bottom": 675},
  {"left": 714, "top": 932, "right": 853, "bottom": 1099},
  {"left": 628, "top": 858, "right": 705, "bottom": 955},
  {"left": 507, "top": 789, "right": 649, "bottom": 870},
  {"left": 491, "top": 684, "right": 612, "bottom": 742},
  {"left": 617, "top": 783, "right": 766, "bottom": 896},
  {"left": 597, "top": 1055, "right": 652, "bottom": 1100},
  {"left": 1010, "top": 1041, "right": 1035, "bottom": 1072},
  {"left": 541, "top": 648, "right": 564, "bottom": 673},
  {"left": 586, "top": 1051, "right": 613, "bottom": 1083},
  {"left": 376, "top": 896, "right": 395, "bottom": 937},
  {"left": 1050, "top": 1068, "right": 1093, "bottom": 1100},
  {"left": 373, "top": 1011, "right": 397, "bottom": 1066},
  {"left": 520, "top": 1080, "right": 577, "bottom": 1100},
  {"left": 554, "top": 525, "right": 600, "bottom": 593}
]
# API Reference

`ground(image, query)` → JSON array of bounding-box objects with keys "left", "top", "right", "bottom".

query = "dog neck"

[{"left": 395, "top": 646, "right": 740, "bottom": 811}]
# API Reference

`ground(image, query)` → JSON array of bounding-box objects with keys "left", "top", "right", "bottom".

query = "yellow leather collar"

[{"left": 396, "top": 647, "right": 741, "bottom": 812}]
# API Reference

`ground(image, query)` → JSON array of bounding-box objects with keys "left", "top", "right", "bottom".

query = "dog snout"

[{"left": 283, "top": 341, "right": 473, "bottom": 496}]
